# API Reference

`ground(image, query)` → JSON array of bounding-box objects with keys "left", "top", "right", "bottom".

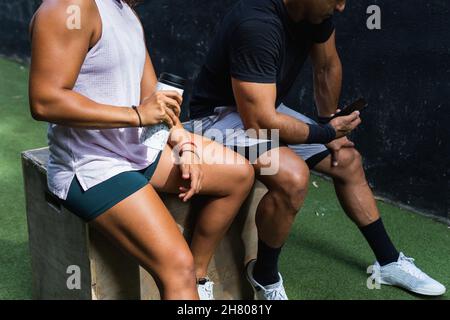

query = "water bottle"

[{"left": 140, "top": 73, "right": 186, "bottom": 150}]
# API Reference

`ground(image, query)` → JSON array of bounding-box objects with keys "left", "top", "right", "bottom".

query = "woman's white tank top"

[{"left": 47, "top": 0, "right": 160, "bottom": 200}]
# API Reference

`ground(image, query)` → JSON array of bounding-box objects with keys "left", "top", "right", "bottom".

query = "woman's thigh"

[
  {"left": 89, "top": 183, "right": 193, "bottom": 278},
  {"left": 150, "top": 133, "right": 254, "bottom": 197}
]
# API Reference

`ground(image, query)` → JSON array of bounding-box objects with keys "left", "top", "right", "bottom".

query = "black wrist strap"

[
  {"left": 317, "top": 116, "right": 332, "bottom": 124},
  {"left": 132, "top": 105, "right": 143, "bottom": 128},
  {"left": 306, "top": 123, "right": 336, "bottom": 144}
]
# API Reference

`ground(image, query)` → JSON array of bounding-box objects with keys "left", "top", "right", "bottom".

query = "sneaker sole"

[
  {"left": 379, "top": 279, "right": 446, "bottom": 296},
  {"left": 244, "top": 260, "right": 261, "bottom": 300}
]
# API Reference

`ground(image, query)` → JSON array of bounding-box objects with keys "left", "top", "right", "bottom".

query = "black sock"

[
  {"left": 252, "top": 240, "right": 282, "bottom": 286},
  {"left": 197, "top": 278, "right": 209, "bottom": 285},
  {"left": 359, "top": 218, "right": 400, "bottom": 266}
]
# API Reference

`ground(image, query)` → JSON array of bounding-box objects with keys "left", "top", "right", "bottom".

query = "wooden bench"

[{"left": 21, "top": 147, "right": 267, "bottom": 300}]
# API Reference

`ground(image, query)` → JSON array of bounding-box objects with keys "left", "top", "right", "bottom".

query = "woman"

[{"left": 29, "top": 0, "right": 254, "bottom": 300}]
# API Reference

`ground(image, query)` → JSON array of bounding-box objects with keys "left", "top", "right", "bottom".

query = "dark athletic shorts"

[{"left": 60, "top": 151, "right": 163, "bottom": 222}]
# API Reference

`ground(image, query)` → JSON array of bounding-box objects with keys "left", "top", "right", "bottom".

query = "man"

[{"left": 185, "top": 0, "right": 446, "bottom": 299}]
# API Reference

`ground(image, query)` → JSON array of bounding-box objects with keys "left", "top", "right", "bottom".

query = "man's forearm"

[
  {"left": 259, "top": 112, "right": 334, "bottom": 145},
  {"left": 313, "top": 59, "right": 342, "bottom": 117},
  {"left": 272, "top": 112, "right": 310, "bottom": 144}
]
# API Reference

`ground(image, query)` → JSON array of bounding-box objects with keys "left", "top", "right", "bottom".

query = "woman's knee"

[
  {"left": 222, "top": 157, "right": 255, "bottom": 195},
  {"left": 158, "top": 248, "right": 196, "bottom": 287},
  {"left": 236, "top": 162, "right": 256, "bottom": 190}
]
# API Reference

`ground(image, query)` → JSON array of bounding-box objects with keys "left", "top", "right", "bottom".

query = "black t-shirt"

[{"left": 189, "top": 0, "right": 335, "bottom": 119}]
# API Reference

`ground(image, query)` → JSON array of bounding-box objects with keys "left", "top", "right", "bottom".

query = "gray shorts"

[{"left": 183, "top": 104, "right": 330, "bottom": 169}]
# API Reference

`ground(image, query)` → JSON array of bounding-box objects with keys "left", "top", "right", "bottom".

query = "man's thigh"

[
  {"left": 183, "top": 105, "right": 331, "bottom": 169},
  {"left": 183, "top": 107, "right": 250, "bottom": 145}
]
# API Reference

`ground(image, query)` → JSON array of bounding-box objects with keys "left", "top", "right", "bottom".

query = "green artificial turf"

[
  {"left": 281, "top": 178, "right": 450, "bottom": 300},
  {"left": 0, "top": 57, "right": 448, "bottom": 300},
  {"left": 0, "top": 58, "right": 48, "bottom": 299}
]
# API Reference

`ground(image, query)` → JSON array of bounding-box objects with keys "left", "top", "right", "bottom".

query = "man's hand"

[
  {"left": 326, "top": 136, "right": 355, "bottom": 167},
  {"left": 329, "top": 111, "right": 361, "bottom": 139},
  {"left": 178, "top": 150, "right": 203, "bottom": 202}
]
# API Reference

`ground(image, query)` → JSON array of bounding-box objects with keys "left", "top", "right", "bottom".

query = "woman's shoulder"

[
  {"left": 36, "top": 0, "right": 99, "bottom": 15},
  {"left": 32, "top": 0, "right": 99, "bottom": 28},
  {"left": 30, "top": 0, "right": 100, "bottom": 42}
]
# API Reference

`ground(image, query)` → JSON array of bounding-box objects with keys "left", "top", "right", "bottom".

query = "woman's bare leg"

[
  {"left": 90, "top": 184, "right": 199, "bottom": 300},
  {"left": 150, "top": 134, "right": 255, "bottom": 279}
]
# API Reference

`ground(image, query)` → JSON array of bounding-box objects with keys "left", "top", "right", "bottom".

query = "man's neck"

[{"left": 283, "top": 0, "right": 306, "bottom": 22}]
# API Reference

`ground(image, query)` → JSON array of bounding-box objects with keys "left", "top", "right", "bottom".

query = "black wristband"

[
  {"left": 317, "top": 116, "right": 332, "bottom": 124},
  {"left": 132, "top": 105, "right": 143, "bottom": 128},
  {"left": 306, "top": 123, "right": 336, "bottom": 144}
]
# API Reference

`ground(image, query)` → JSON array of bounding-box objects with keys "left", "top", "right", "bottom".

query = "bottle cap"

[{"left": 159, "top": 73, "right": 186, "bottom": 90}]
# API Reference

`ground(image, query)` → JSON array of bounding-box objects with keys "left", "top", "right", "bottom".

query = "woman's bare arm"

[{"left": 29, "top": 0, "right": 139, "bottom": 129}]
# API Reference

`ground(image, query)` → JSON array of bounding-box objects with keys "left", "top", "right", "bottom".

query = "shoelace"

[
  {"left": 202, "top": 282, "right": 214, "bottom": 297},
  {"left": 398, "top": 256, "right": 427, "bottom": 280},
  {"left": 265, "top": 286, "right": 286, "bottom": 300}
]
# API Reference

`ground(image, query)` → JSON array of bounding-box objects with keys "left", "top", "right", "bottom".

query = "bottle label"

[{"left": 140, "top": 82, "right": 184, "bottom": 150}]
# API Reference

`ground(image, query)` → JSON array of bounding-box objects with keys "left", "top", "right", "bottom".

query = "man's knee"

[
  {"left": 338, "top": 148, "right": 363, "bottom": 171},
  {"left": 270, "top": 163, "right": 310, "bottom": 213},
  {"left": 330, "top": 148, "right": 366, "bottom": 183}
]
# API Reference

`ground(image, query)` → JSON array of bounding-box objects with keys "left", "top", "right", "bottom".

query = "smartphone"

[{"left": 330, "top": 98, "right": 368, "bottom": 120}]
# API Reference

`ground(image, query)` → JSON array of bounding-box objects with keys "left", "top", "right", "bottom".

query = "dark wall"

[
  {"left": 0, "top": 0, "right": 39, "bottom": 61},
  {"left": 0, "top": 0, "right": 448, "bottom": 220}
]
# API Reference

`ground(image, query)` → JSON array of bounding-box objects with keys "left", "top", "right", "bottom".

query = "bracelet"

[
  {"left": 180, "top": 149, "right": 200, "bottom": 160},
  {"left": 178, "top": 141, "right": 197, "bottom": 156},
  {"left": 132, "top": 105, "right": 143, "bottom": 128},
  {"left": 179, "top": 141, "right": 197, "bottom": 150},
  {"left": 179, "top": 146, "right": 197, "bottom": 157},
  {"left": 306, "top": 123, "right": 336, "bottom": 144}
]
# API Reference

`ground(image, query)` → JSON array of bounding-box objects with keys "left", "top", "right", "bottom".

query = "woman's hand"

[
  {"left": 177, "top": 148, "right": 203, "bottom": 202},
  {"left": 137, "top": 91, "right": 182, "bottom": 128}
]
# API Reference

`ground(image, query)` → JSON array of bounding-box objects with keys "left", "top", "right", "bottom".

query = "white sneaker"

[
  {"left": 245, "top": 259, "right": 288, "bottom": 300},
  {"left": 371, "top": 252, "right": 446, "bottom": 296},
  {"left": 197, "top": 278, "right": 215, "bottom": 300}
]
